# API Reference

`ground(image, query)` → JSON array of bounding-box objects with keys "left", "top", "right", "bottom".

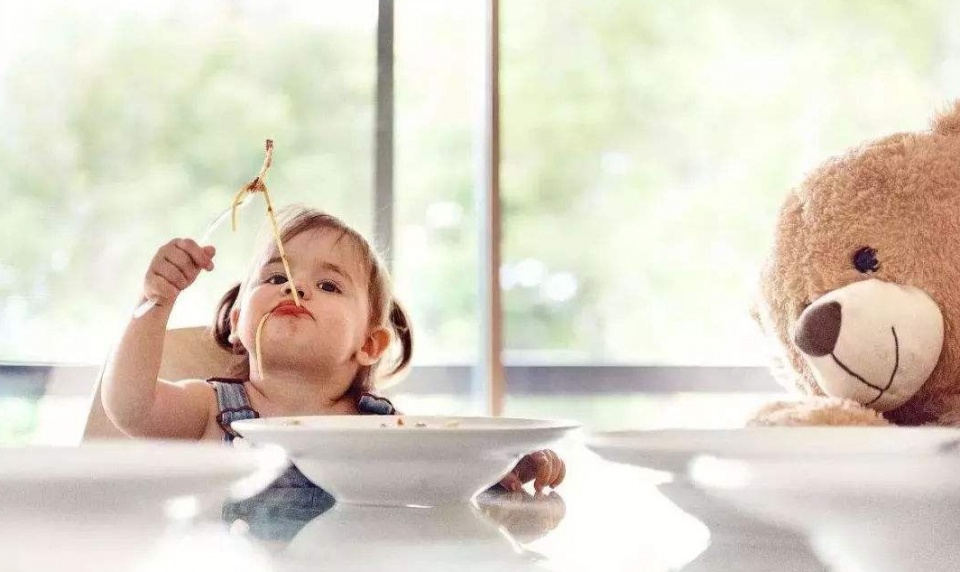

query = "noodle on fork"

[
  {"left": 133, "top": 139, "right": 299, "bottom": 318},
  {"left": 236, "top": 139, "right": 302, "bottom": 381},
  {"left": 232, "top": 140, "right": 301, "bottom": 309}
]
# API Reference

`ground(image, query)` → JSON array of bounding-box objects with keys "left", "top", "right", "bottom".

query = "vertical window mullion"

[
  {"left": 374, "top": 0, "right": 395, "bottom": 270},
  {"left": 475, "top": 0, "right": 504, "bottom": 416}
]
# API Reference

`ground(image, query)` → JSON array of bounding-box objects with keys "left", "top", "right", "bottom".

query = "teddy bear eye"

[{"left": 852, "top": 246, "right": 880, "bottom": 273}]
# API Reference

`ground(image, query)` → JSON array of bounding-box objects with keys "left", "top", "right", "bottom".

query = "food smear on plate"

[{"left": 376, "top": 418, "right": 462, "bottom": 428}]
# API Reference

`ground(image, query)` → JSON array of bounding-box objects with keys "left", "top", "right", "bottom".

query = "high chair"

[{"left": 82, "top": 326, "right": 246, "bottom": 440}]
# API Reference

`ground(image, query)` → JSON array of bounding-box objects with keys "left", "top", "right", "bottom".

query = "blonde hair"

[{"left": 212, "top": 206, "right": 412, "bottom": 390}]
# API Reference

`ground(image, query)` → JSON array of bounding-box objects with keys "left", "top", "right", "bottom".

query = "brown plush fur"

[
  {"left": 753, "top": 101, "right": 960, "bottom": 426},
  {"left": 748, "top": 398, "right": 889, "bottom": 427}
]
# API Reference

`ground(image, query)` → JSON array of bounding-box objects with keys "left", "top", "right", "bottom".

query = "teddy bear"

[{"left": 749, "top": 101, "right": 960, "bottom": 427}]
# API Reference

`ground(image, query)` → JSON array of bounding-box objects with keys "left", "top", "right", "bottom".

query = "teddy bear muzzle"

[{"left": 792, "top": 279, "right": 944, "bottom": 412}]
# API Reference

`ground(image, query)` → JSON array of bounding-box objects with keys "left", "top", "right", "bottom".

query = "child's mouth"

[{"left": 272, "top": 301, "right": 312, "bottom": 318}]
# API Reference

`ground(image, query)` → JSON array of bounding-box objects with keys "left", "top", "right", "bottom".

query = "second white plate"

[{"left": 586, "top": 426, "right": 960, "bottom": 474}]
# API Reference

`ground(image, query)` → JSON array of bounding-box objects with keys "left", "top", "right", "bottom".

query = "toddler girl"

[{"left": 102, "top": 206, "right": 565, "bottom": 492}]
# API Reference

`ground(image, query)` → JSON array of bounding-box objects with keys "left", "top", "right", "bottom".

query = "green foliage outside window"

[{"left": 0, "top": 0, "right": 952, "bottom": 369}]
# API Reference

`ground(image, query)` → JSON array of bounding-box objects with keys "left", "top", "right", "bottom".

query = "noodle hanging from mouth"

[{"left": 255, "top": 312, "right": 270, "bottom": 380}]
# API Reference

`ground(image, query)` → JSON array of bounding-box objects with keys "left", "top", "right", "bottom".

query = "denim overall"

[
  {"left": 211, "top": 377, "right": 396, "bottom": 539},
  {"left": 208, "top": 376, "right": 396, "bottom": 484}
]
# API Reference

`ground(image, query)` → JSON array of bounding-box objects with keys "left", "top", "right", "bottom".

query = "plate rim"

[
  {"left": 0, "top": 441, "right": 287, "bottom": 483},
  {"left": 232, "top": 414, "right": 582, "bottom": 435}
]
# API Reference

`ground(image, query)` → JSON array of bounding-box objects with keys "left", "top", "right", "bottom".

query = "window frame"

[{"left": 0, "top": 0, "right": 779, "bottom": 406}]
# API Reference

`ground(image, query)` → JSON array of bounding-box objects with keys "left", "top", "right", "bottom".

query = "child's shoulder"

[
  {"left": 162, "top": 376, "right": 220, "bottom": 386},
  {"left": 161, "top": 377, "right": 219, "bottom": 400}
]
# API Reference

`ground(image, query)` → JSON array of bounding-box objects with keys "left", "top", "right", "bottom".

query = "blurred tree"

[
  {"left": 0, "top": 0, "right": 950, "bottom": 369},
  {"left": 0, "top": 2, "right": 376, "bottom": 362},
  {"left": 498, "top": 0, "right": 944, "bottom": 364}
]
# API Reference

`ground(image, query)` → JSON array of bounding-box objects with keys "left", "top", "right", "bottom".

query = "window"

[
  {"left": 499, "top": 0, "right": 949, "bottom": 366},
  {"left": 2, "top": 0, "right": 957, "bottom": 441},
  {"left": 394, "top": 1, "right": 483, "bottom": 366},
  {"left": 497, "top": 0, "right": 952, "bottom": 423},
  {"left": 0, "top": 1, "right": 378, "bottom": 363}
]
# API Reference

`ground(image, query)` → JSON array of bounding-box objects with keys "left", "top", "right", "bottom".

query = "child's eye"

[
  {"left": 264, "top": 273, "right": 288, "bottom": 285},
  {"left": 317, "top": 280, "right": 342, "bottom": 294}
]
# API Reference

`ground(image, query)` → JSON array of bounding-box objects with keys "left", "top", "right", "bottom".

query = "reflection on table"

[
  {"left": 6, "top": 444, "right": 834, "bottom": 572},
  {"left": 202, "top": 445, "right": 717, "bottom": 572}
]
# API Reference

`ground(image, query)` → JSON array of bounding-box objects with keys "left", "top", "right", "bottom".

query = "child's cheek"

[{"left": 316, "top": 310, "right": 359, "bottom": 347}]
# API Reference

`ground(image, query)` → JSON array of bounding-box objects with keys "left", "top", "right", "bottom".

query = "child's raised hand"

[
  {"left": 143, "top": 238, "right": 216, "bottom": 307},
  {"left": 499, "top": 449, "right": 565, "bottom": 493}
]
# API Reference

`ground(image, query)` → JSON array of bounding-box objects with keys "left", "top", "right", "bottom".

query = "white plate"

[
  {"left": 0, "top": 441, "right": 288, "bottom": 572},
  {"left": 232, "top": 415, "right": 580, "bottom": 506},
  {"left": 690, "top": 454, "right": 960, "bottom": 572},
  {"left": 0, "top": 441, "right": 288, "bottom": 513},
  {"left": 586, "top": 426, "right": 960, "bottom": 474}
]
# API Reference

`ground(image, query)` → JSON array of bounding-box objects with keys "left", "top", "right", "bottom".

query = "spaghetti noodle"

[
  {"left": 232, "top": 139, "right": 301, "bottom": 308},
  {"left": 255, "top": 312, "right": 270, "bottom": 381}
]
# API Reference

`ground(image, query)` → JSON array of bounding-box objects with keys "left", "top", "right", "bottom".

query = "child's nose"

[{"left": 283, "top": 282, "right": 308, "bottom": 300}]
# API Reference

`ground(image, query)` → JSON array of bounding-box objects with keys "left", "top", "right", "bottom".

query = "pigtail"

[
  {"left": 385, "top": 300, "right": 413, "bottom": 377},
  {"left": 213, "top": 282, "right": 242, "bottom": 353}
]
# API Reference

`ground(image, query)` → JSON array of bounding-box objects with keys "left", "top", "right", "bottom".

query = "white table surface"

[{"left": 7, "top": 443, "right": 829, "bottom": 572}]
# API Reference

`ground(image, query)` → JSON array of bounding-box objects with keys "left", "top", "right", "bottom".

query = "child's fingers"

[
  {"left": 531, "top": 451, "right": 553, "bottom": 492},
  {"left": 176, "top": 238, "right": 215, "bottom": 271},
  {"left": 143, "top": 238, "right": 212, "bottom": 303},
  {"left": 202, "top": 245, "right": 216, "bottom": 269},
  {"left": 498, "top": 450, "right": 565, "bottom": 493},
  {"left": 154, "top": 258, "right": 191, "bottom": 290},
  {"left": 523, "top": 450, "right": 564, "bottom": 492},
  {"left": 543, "top": 449, "right": 559, "bottom": 479},
  {"left": 163, "top": 244, "right": 197, "bottom": 282},
  {"left": 163, "top": 241, "right": 208, "bottom": 281},
  {"left": 155, "top": 241, "right": 190, "bottom": 272},
  {"left": 541, "top": 449, "right": 564, "bottom": 488},
  {"left": 551, "top": 454, "right": 566, "bottom": 488},
  {"left": 511, "top": 454, "right": 537, "bottom": 484},
  {"left": 499, "top": 472, "right": 522, "bottom": 492}
]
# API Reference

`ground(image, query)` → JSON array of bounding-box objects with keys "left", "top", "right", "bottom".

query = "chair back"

[{"left": 82, "top": 326, "right": 245, "bottom": 440}]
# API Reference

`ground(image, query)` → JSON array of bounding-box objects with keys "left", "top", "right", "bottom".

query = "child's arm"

[{"left": 101, "top": 239, "right": 217, "bottom": 439}]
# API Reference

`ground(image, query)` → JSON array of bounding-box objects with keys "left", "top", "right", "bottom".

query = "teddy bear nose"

[{"left": 794, "top": 301, "right": 842, "bottom": 357}]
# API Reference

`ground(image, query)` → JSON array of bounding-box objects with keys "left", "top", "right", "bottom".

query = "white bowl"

[
  {"left": 0, "top": 441, "right": 288, "bottom": 572},
  {"left": 232, "top": 415, "right": 580, "bottom": 507},
  {"left": 690, "top": 454, "right": 960, "bottom": 572}
]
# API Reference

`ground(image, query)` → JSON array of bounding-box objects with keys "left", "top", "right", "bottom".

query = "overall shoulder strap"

[
  {"left": 207, "top": 378, "right": 260, "bottom": 442},
  {"left": 358, "top": 392, "right": 397, "bottom": 415}
]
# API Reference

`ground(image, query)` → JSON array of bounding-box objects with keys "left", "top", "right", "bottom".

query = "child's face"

[{"left": 231, "top": 227, "right": 386, "bottom": 378}]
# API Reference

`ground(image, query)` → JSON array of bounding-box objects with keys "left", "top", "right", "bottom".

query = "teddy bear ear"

[{"left": 931, "top": 100, "right": 960, "bottom": 135}]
